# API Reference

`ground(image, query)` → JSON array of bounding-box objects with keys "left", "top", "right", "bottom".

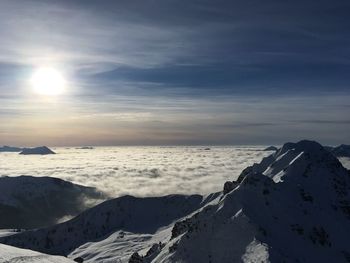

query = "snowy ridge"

[
  {"left": 147, "top": 140, "right": 350, "bottom": 262},
  {"left": 0, "top": 193, "right": 219, "bottom": 257}
]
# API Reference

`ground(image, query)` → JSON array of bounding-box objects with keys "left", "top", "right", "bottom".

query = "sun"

[{"left": 31, "top": 67, "right": 66, "bottom": 96}]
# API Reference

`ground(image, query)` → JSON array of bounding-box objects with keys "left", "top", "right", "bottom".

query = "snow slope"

[
  {"left": 0, "top": 176, "right": 105, "bottom": 229},
  {"left": 69, "top": 227, "right": 171, "bottom": 262},
  {"left": 0, "top": 244, "right": 73, "bottom": 263},
  {"left": 0, "top": 193, "right": 219, "bottom": 258}
]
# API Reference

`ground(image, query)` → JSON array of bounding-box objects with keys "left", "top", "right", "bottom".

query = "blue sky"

[{"left": 0, "top": 0, "right": 350, "bottom": 146}]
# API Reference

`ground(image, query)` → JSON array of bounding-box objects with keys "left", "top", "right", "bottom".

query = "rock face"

[
  {"left": 129, "top": 243, "right": 164, "bottom": 263},
  {"left": 0, "top": 146, "right": 23, "bottom": 152},
  {"left": 0, "top": 176, "right": 105, "bottom": 229},
  {"left": 129, "top": 252, "right": 144, "bottom": 263},
  {"left": 223, "top": 181, "right": 236, "bottom": 194},
  {"left": 19, "top": 146, "right": 56, "bottom": 155}
]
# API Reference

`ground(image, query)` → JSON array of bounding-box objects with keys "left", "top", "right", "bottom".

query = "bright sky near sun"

[
  {"left": 31, "top": 67, "right": 66, "bottom": 96},
  {"left": 0, "top": 0, "right": 350, "bottom": 146}
]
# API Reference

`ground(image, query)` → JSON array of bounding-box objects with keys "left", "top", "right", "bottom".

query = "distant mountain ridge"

[
  {"left": 0, "top": 146, "right": 23, "bottom": 152},
  {"left": 19, "top": 146, "right": 56, "bottom": 155},
  {"left": 0, "top": 145, "right": 56, "bottom": 155},
  {"left": 328, "top": 144, "right": 350, "bottom": 158}
]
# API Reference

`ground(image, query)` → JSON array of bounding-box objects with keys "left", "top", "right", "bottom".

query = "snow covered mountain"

[
  {"left": 144, "top": 140, "right": 350, "bottom": 263},
  {"left": 0, "top": 193, "right": 218, "bottom": 258},
  {"left": 0, "top": 176, "right": 105, "bottom": 229},
  {"left": 19, "top": 146, "right": 56, "bottom": 155},
  {"left": 1, "top": 140, "right": 350, "bottom": 262}
]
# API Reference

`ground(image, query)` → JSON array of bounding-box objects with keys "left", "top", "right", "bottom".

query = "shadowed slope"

[
  {"left": 0, "top": 193, "right": 219, "bottom": 256},
  {"left": 0, "top": 176, "right": 105, "bottom": 229}
]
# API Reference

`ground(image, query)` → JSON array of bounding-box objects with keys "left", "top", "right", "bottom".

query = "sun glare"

[{"left": 31, "top": 67, "right": 65, "bottom": 96}]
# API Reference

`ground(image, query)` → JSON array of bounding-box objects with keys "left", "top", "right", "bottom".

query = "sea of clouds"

[{"left": 0, "top": 146, "right": 274, "bottom": 198}]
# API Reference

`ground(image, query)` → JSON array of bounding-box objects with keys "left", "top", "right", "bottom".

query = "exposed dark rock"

[
  {"left": 129, "top": 252, "right": 143, "bottom": 263},
  {"left": 263, "top": 146, "right": 278, "bottom": 151},
  {"left": 74, "top": 257, "right": 84, "bottom": 263},
  {"left": 223, "top": 181, "right": 236, "bottom": 194},
  {"left": 145, "top": 243, "right": 163, "bottom": 258},
  {"left": 171, "top": 218, "right": 195, "bottom": 239}
]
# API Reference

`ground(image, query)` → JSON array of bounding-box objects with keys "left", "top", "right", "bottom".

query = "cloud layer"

[{"left": 0, "top": 147, "right": 271, "bottom": 197}]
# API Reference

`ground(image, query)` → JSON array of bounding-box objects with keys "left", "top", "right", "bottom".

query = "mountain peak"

[
  {"left": 159, "top": 140, "right": 350, "bottom": 262},
  {"left": 278, "top": 140, "right": 324, "bottom": 156}
]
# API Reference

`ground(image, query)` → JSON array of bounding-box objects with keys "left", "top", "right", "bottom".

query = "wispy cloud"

[{"left": 0, "top": 0, "right": 350, "bottom": 145}]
